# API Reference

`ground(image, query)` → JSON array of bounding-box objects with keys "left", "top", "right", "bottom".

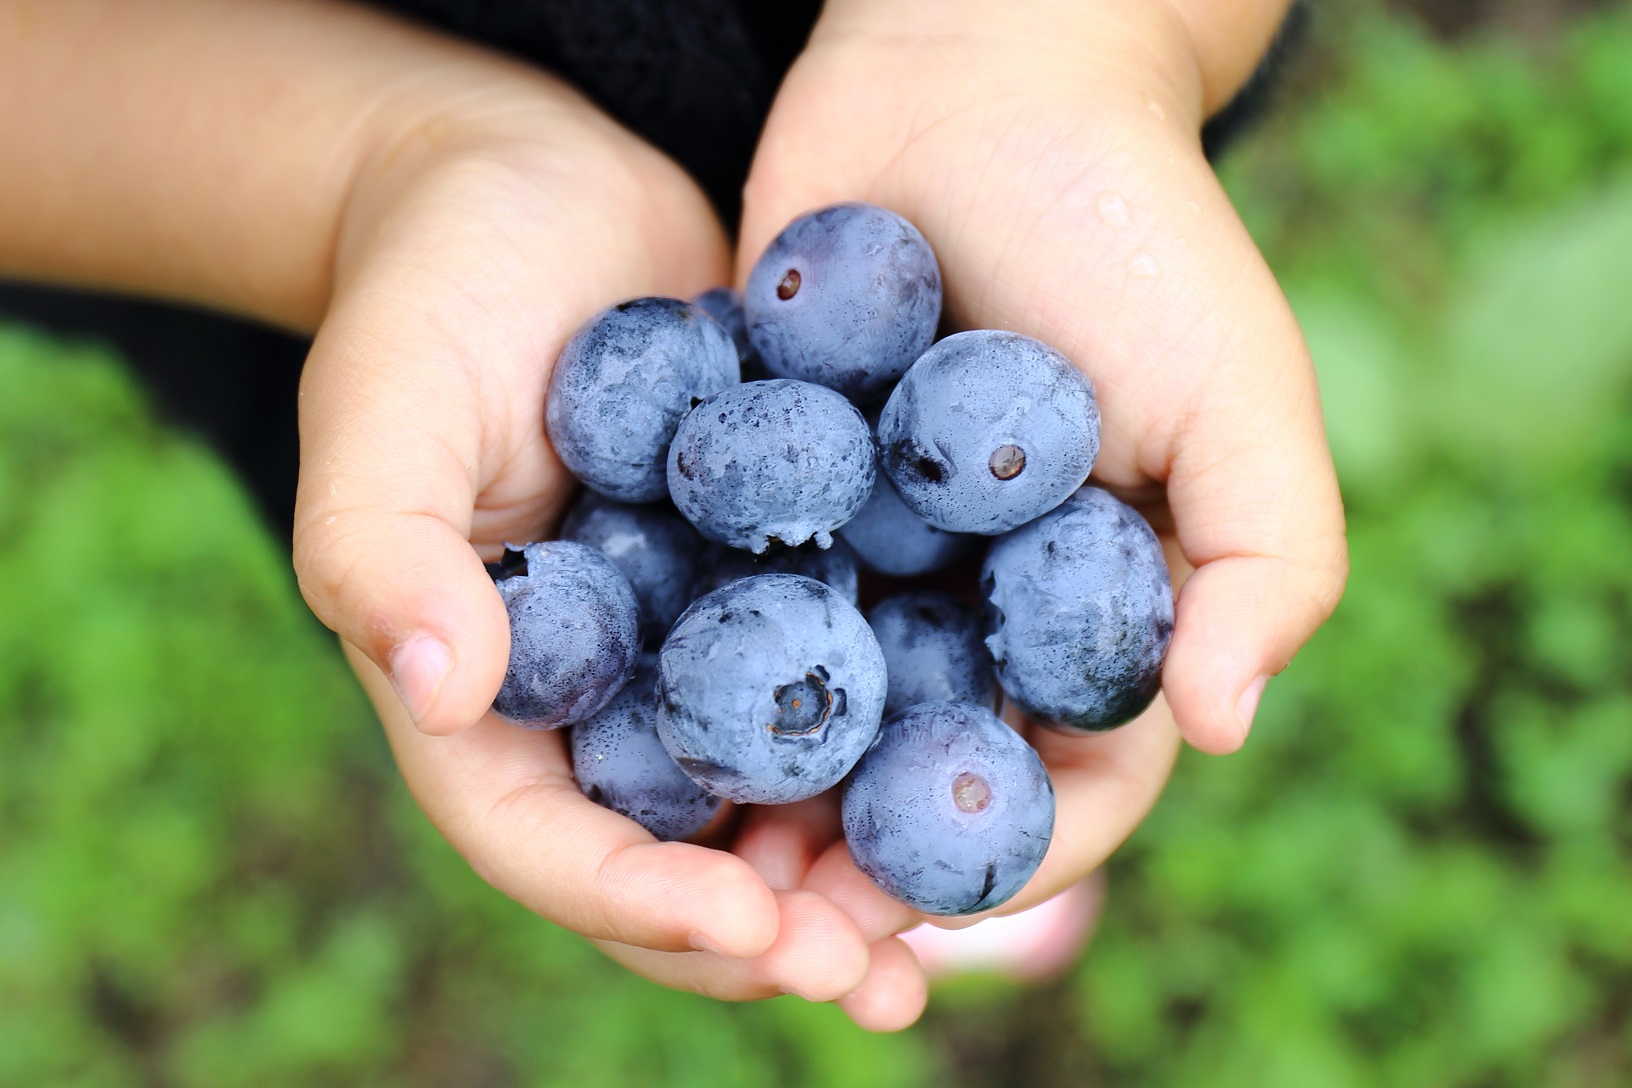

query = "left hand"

[{"left": 729, "top": 0, "right": 1348, "bottom": 1029}]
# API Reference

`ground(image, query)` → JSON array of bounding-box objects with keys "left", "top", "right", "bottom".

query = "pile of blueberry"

[{"left": 489, "top": 203, "right": 1174, "bottom": 917}]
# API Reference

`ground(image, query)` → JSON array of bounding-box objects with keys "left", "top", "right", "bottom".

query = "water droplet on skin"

[
  {"left": 1096, "top": 193, "right": 1130, "bottom": 230},
  {"left": 1128, "top": 252, "right": 1162, "bottom": 279},
  {"left": 1145, "top": 97, "right": 1168, "bottom": 122}
]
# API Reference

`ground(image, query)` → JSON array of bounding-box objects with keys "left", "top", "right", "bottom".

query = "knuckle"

[
  {"left": 1307, "top": 530, "right": 1351, "bottom": 619},
  {"left": 290, "top": 505, "right": 375, "bottom": 627}
]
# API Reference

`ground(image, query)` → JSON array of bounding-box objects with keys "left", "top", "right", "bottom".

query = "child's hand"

[
  {"left": 283, "top": 28, "right": 878, "bottom": 1022},
  {"left": 736, "top": 0, "right": 1349, "bottom": 1023}
]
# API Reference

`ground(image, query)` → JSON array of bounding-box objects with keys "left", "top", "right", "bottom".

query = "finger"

[
  {"left": 594, "top": 889, "right": 871, "bottom": 1003},
  {"left": 802, "top": 839, "right": 921, "bottom": 944},
  {"left": 1160, "top": 413, "right": 1349, "bottom": 753},
  {"left": 295, "top": 280, "right": 508, "bottom": 736},
  {"left": 928, "top": 695, "right": 1179, "bottom": 929},
  {"left": 296, "top": 139, "right": 730, "bottom": 736},
  {"left": 350, "top": 645, "right": 779, "bottom": 957},
  {"left": 837, "top": 938, "right": 929, "bottom": 1032},
  {"left": 732, "top": 793, "right": 843, "bottom": 890}
]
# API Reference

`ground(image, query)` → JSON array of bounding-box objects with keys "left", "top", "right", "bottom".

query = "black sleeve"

[{"left": 359, "top": 0, "right": 823, "bottom": 226}]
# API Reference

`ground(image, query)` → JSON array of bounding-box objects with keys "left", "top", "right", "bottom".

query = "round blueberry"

[
  {"left": 982, "top": 487, "right": 1173, "bottom": 732},
  {"left": 877, "top": 330, "right": 1100, "bottom": 534},
  {"left": 491, "top": 541, "right": 640, "bottom": 729},
  {"left": 745, "top": 203, "right": 942, "bottom": 401},
  {"left": 842, "top": 702, "right": 1054, "bottom": 916},
  {"left": 545, "top": 297, "right": 739, "bottom": 503},
  {"left": 838, "top": 471, "right": 976, "bottom": 577},
  {"left": 666, "top": 379, "right": 874, "bottom": 553},
  {"left": 559, "top": 490, "right": 705, "bottom": 646},
  {"left": 657, "top": 574, "right": 887, "bottom": 805},
  {"left": 868, "top": 593, "right": 998, "bottom": 716},
  {"left": 691, "top": 538, "right": 860, "bottom": 605},
  {"left": 692, "top": 286, "right": 761, "bottom": 375},
  {"left": 571, "top": 656, "right": 722, "bottom": 841}
]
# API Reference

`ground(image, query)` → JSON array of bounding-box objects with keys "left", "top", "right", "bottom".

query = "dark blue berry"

[
  {"left": 838, "top": 471, "right": 976, "bottom": 577},
  {"left": 692, "top": 286, "right": 761, "bottom": 376},
  {"left": 559, "top": 490, "right": 705, "bottom": 646},
  {"left": 691, "top": 538, "right": 860, "bottom": 605},
  {"left": 867, "top": 593, "right": 997, "bottom": 716},
  {"left": 492, "top": 541, "right": 640, "bottom": 729},
  {"left": 545, "top": 297, "right": 738, "bottom": 502},
  {"left": 571, "top": 656, "right": 722, "bottom": 841},
  {"left": 878, "top": 331, "right": 1100, "bottom": 534},
  {"left": 982, "top": 487, "right": 1173, "bottom": 732},
  {"left": 657, "top": 574, "right": 886, "bottom": 805},
  {"left": 666, "top": 379, "right": 874, "bottom": 553},
  {"left": 842, "top": 702, "right": 1054, "bottom": 916},
  {"left": 745, "top": 203, "right": 941, "bottom": 401}
]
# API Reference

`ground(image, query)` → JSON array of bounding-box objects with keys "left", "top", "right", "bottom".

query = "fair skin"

[{"left": 0, "top": 0, "right": 1344, "bottom": 1034}]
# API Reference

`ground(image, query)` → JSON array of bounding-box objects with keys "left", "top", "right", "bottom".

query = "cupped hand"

[
  {"left": 736, "top": 0, "right": 1348, "bottom": 1026},
  {"left": 292, "top": 69, "right": 875, "bottom": 1016}
]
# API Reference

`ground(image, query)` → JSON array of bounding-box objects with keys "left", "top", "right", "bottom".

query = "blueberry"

[
  {"left": 559, "top": 490, "right": 705, "bottom": 646},
  {"left": 838, "top": 471, "right": 976, "bottom": 577},
  {"left": 692, "top": 286, "right": 762, "bottom": 376},
  {"left": 491, "top": 541, "right": 641, "bottom": 729},
  {"left": 657, "top": 574, "right": 887, "bottom": 805},
  {"left": 877, "top": 331, "right": 1100, "bottom": 534},
  {"left": 982, "top": 487, "right": 1173, "bottom": 732},
  {"left": 545, "top": 297, "right": 739, "bottom": 502},
  {"left": 666, "top": 379, "right": 874, "bottom": 553},
  {"left": 745, "top": 203, "right": 941, "bottom": 401},
  {"left": 571, "top": 656, "right": 722, "bottom": 841},
  {"left": 867, "top": 593, "right": 998, "bottom": 716},
  {"left": 842, "top": 702, "right": 1054, "bottom": 916},
  {"left": 691, "top": 538, "right": 860, "bottom": 605}
]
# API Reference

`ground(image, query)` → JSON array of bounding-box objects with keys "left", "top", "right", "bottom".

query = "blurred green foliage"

[
  {"left": 3, "top": 2, "right": 1632, "bottom": 1085},
  {"left": 1055, "top": 4, "right": 1632, "bottom": 1085}
]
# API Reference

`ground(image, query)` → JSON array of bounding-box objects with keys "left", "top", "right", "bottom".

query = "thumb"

[
  {"left": 292, "top": 275, "right": 534, "bottom": 737},
  {"left": 291, "top": 104, "right": 733, "bottom": 735}
]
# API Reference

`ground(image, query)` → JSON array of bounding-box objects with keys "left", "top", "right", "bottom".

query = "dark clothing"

[
  {"left": 0, "top": 1, "right": 1303, "bottom": 533},
  {"left": 368, "top": 0, "right": 821, "bottom": 228}
]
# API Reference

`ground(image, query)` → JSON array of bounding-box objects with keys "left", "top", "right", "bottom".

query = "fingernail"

[
  {"left": 389, "top": 634, "right": 453, "bottom": 727},
  {"left": 1236, "top": 675, "right": 1268, "bottom": 741},
  {"left": 688, "top": 931, "right": 727, "bottom": 956}
]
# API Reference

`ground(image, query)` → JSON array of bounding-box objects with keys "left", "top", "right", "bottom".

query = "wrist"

[
  {"left": 334, "top": 75, "right": 608, "bottom": 287},
  {"left": 816, "top": 0, "right": 1291, "bottom": 125},
  {"left": 330, "top": 64, "right": 724, "bottom": 332},
  {"left": 1159, "top": 0, "right": 1297, "bottom": 115}
]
